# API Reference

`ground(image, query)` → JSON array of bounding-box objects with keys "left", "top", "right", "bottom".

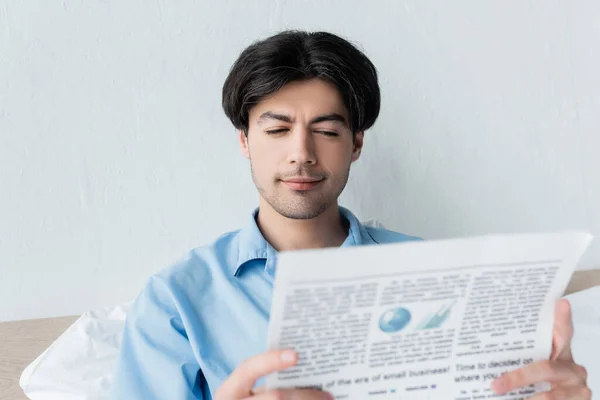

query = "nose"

[{"left": 287, "top": 127, "right": 317, "bottom": 165}]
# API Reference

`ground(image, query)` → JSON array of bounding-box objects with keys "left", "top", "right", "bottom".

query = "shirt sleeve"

[{"left": 111, "top": 276, "right": 205, "bottom": 399}]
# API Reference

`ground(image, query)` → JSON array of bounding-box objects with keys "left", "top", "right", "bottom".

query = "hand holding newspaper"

[{"left": 265, "top": 232, "right": 592, "bottom": 399}]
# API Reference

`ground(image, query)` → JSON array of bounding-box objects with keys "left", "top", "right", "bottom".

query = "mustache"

[{"left": 277, "top": 168, "right": 327, "bottom": 180}]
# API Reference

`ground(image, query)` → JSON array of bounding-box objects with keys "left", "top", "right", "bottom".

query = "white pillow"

[
  {"left": 20, "top": 302, "right": 131, "bottom": 400},
  {"left": 566, "top": 286, "right": 600, "bottom": 396}
]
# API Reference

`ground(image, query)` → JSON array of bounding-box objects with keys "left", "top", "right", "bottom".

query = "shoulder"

[
  {"left": 363, "top": 225, "right": 423, "bottom": 245},
  {"left": 147, "top": 229, "right": 242, "bottom": 298},
  {"left": 122, "top": 230, "right": 244, "bottom": 343}
]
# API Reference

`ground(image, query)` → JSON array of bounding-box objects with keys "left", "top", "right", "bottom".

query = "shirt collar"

[{"left": 232, "top": 206, "right": 377, "bottom": 277}]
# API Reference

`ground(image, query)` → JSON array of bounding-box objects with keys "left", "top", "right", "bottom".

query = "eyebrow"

[{"left": 256, "top": 111, "right": 347, "bottom": 126}]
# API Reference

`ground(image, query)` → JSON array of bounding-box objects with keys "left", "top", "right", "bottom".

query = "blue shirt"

[{"left": 111, "top": 207, "right": 421, "bottom": 399}]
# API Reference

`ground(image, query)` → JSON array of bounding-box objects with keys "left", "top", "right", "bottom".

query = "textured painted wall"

[{"left": 1, "top": 1, "right": 599, "bottom": 321}]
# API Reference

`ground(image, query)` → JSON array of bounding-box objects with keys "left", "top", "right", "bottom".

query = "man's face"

[{"left": 240, "top": 78, "right": 364, "bottom": 220}]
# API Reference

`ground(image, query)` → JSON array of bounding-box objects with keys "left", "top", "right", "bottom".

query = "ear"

[
  {"left": 238, "top": 130, "right": 250, "bottom": 159},
  {"left": 351, "top": 131, "right": 364, "bottom": 162}
]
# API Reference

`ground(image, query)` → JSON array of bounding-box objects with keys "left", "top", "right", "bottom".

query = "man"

[{"left": 112, "top": 31, "right": 590, "bottom": 399}]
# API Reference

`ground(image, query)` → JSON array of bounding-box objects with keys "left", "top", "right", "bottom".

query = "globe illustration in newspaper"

[{"left": 378, "top": 307, "right": 412, "bottom": 333}]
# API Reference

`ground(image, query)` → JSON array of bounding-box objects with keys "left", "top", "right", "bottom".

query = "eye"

[
  {"left": 315, "top": 131, "right": 339, "bottom": 137},
  {"left": 265, "top": 129, "right": 288, "bottom": 135}
]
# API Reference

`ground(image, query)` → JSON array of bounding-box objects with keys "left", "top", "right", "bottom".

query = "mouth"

[{"left": 280, "top": 177, "right": 324, "bottom": 191}]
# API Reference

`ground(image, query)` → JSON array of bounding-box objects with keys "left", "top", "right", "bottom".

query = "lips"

[{"left": 280, "top": 177, "right": 324, "bottom": 191}]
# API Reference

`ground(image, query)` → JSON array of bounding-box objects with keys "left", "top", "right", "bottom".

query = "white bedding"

[
  {"left": 20, "top": 287, "right": 600, "bottom": 399},
  {"left": 566, "top": 286, "right": 600, "bottom": 394}
]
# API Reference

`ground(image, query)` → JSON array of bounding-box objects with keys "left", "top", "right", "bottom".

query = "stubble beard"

[{"left": 250, "top": 162, "right": 350, "bottom": 220}]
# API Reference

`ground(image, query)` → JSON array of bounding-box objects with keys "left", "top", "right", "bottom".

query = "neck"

[{"left": 256, "top": 199, "right": 349, "bottom": 252}]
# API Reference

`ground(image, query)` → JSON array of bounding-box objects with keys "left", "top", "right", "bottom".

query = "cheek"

[
  {"left": 249, "top": 138, "right": 285, "bottom": 173},
  {"left": 317, "top": 143, "right": 353, "bottom": 171}
]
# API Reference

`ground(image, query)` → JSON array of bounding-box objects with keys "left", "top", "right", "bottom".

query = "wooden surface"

[
  {"left": 1, "top": 270, "right": 599, "bottom": 400},
  {"left": 0, "top": 316, "right": 78, "bottom": 400}
]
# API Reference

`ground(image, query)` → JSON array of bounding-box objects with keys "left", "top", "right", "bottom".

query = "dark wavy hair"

[{"left": 222, "top": 30, "right": 380, "bottom": 136}]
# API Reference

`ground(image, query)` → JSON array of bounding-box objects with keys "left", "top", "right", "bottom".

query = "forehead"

[{"left": 249, "top": 79, "right": 348, "bottom": 120}]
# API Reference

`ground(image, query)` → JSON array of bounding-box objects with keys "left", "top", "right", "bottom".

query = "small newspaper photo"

[{"left": 265, "top": 231, "right": 593, "bottom": 400}]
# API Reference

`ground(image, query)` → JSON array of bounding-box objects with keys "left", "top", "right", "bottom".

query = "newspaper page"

[{"left": 265, "top": 232, "right": 592, "bottom": 400}]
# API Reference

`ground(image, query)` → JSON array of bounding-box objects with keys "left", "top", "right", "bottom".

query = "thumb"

[
  {"left": 551, "top": 299, "right": 574, "bottom": 361},
  {"left": 215, "top": 350, "right": 298, "bottom": 399}
]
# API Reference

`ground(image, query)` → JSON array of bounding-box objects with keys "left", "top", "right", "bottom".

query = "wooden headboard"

[{"left": 1, "top": 270, "right": 600, "bottom": 400}]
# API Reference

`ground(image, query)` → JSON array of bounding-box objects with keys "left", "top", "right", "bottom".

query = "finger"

[
  {"left": 527, "top": 384, "right": 592, "bottom": 400},
  {"left": 248, "top": 388, "right": 334, "bottom": 400},
  {"left": 552, "top": 299, "right": 574, "bottom": 361},
  {"left": 215, "top": 350, "right": 298, "bottom": 399},
  {"left": 492, "top": 360, "right": 585, "bottom": 394}
]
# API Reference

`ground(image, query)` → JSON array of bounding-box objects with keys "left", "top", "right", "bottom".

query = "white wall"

[{"left": 1, "top": 1, "right": 599, "bottom": 322}]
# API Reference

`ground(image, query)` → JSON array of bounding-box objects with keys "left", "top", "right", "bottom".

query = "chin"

[{"left": 274, "top": 201, "right": 333, "bottom": 220}]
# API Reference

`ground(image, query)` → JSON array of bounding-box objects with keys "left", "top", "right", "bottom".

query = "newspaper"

[{"left": 265, "top": 232, "right": 593, "bottom": 400}]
